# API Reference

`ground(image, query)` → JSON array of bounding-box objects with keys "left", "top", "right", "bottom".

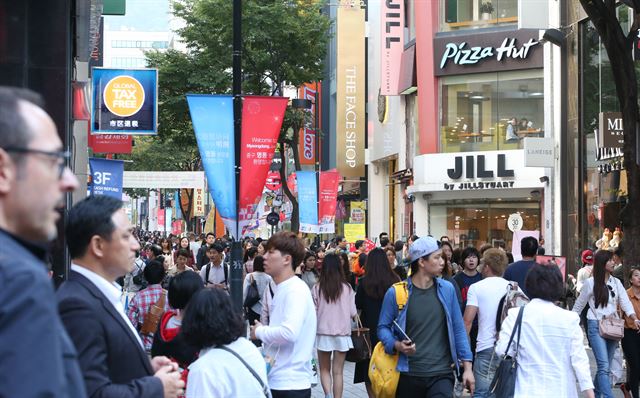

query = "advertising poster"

[
  {"left": 88, "top": 158, "right": 124, "bottom": 199},
  {"left": 349, "top": 201, "right": 367, "bottom": 224},
  {"left": 297, "top": 171, "right": 319, "bottom": 233},
  {"left": 336, "top": 2, "right": 366, "bottom": 178},
  {"left": 344, "top": 223, "right": 366, "bottom": 243},
  {"left": 537, "top": 255, "right": 567, "bottom": 282},
  {"left": 318, "top": 169, "right": 340, "bottom": 233},
  {"left": 187, "top": 94, "right": 237, "bottom": 237},
  {"left": 238, "top": 96, "right": 288, "bottom": 236},
  {"left": 91, "top": 68, "right": 158, "bottom": 134}
]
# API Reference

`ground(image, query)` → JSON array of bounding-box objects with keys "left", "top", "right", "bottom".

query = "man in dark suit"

[
  {"left": 58, "top": 195, "right": 184, "bottom": 398},
  {"left": 0, "top": 87, "right": 85, "bottom": 397}
]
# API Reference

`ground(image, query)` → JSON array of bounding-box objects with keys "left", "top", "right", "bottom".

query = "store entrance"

[{"left": 429, "top": 199, "right": 541, "bottom": 251}]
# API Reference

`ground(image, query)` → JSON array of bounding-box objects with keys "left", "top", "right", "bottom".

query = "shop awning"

[{"left": 398, "top": 44, "right": 417, "bottom": 95}]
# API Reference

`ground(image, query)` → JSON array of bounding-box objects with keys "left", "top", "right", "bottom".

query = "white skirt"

[{"left": 316, "top": 335, "right": 353, "bottom": 352}]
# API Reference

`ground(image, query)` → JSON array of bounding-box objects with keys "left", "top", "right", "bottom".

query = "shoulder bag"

[
  {"left": 217, "top": 345, "right": 270, "bottom": 398},
  {"left": 490, "top": 306, "right": 524, "bottom": 398},
  {"left": 243, "top": 274, "right": 261, "bottom": 309},
  {"left": 140, "top": 289, "right": 167, "bottom": 335}
]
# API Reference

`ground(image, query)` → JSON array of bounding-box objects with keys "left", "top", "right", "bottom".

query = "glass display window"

[
  {"left": 429, "top": 199, "right": 540, "bottom": 250},
  {"left": 441, "top": 0, "right": 518, "bottom": 32},
  {"left": 440, "top": 69, "right": 544, "bottom": 153}
]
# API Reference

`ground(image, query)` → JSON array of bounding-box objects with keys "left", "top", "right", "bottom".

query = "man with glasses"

[{"left": 0, "top": 86, "right": 85, "bottom": 397}]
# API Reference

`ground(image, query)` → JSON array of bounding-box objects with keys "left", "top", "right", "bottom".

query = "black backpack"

[{"left": 204, "top": 262, "right": 228, "bottom": 287}]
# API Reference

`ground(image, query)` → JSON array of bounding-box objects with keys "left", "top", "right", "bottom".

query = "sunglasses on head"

[{"left": 607, "top": 284, "right": 616, "bottom": 298}]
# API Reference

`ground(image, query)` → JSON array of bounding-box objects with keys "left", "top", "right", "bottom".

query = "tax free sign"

[
  {"left": 89, "top": 158, "right": 124, "bottom": 199},
  {"left": 91, "top": 68, "right": 158, "bottom": 134}
]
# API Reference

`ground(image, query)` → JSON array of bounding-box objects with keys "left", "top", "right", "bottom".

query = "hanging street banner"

[
  {"left": 88, "top": 158, "right": 124, "bottom": 199},
  {"left": 380, "top": 0, "right": 404, "bottom": 95},
  {"left": 91, "top": 68, "right": 158, "bottom": 135},
  {"left": 297, "top": 171, "right": 319, "bottom": 233},
  {"left": 187, "top": 95, "right": 237, "bottom": 237},
  {"left": 336, "top": 2, "right": 366, "bottom": 178},
  {"left": 318, "top": 169, "right": 341, "bottom": 233},
  {"left": 193, "top": 188, "right": 205, "bottom": 217},
  {"left": 157, "top": 209, "right": 165, "bottom": 229},
  {"left": 238, "top": 96, "right": 288, "bottom": 236},
  {"left": 297, "top": 83, "right": 321, "bottom": 166}
]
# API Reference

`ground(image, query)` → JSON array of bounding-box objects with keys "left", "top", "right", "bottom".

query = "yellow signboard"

[
  {"left": 336, "top": 2, "right": 365, "bottom": 178},
  {"left": 344, "top": 223, "right": 366, "bottom": 243}
]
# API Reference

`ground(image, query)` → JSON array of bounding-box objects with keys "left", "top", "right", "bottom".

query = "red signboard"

[
  {"left": 265, "top": 171, "right": 282, "bottom": 191},
  {"left": 238, "top": 96, "right": 288, "bottom": 235},
  {"left": 88, "top": 130, "right": 133, "bottom": 154},
  {"left": 157, "top": 209, "right": 165, "bottom": 228}
]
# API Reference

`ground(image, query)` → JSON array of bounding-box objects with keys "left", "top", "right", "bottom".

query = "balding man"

[{"left": 0, "top": 87, "right": 85, "bottom": 397}]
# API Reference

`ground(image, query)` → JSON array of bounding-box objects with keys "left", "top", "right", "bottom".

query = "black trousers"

[
  {"left": 271, "top": 389, "right": 311, "bottom": 398},
  {"left": 396, "top": 373, "right": 454, "bottom": 398},
  {"left": 622, "top": 328, "right": 640, "bottom": 398}
]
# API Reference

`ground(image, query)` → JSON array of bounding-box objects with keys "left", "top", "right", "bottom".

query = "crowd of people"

[{"left": 1, "top": 86, "right": 640, "bottom": 398}]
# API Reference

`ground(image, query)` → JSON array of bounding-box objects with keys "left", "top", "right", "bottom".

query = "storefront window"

[
  {"left": 429, "top": 199, "right": 540, "bottom": 250},
  {"left": 441, "top": 0, "right": 517, "bottom": 32},
  {"left": 440, "top": 70, "right": 543, "bottom": 153},
  {"left": 580, "top": 19, "right": 634, "bottom": 248}
]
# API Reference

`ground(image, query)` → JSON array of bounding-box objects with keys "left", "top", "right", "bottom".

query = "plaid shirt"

[{"left": 127, "top": 284, "right": 169, "bottom": 350}]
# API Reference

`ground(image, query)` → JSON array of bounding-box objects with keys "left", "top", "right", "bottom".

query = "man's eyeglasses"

[
  {"left": 3, "top": 147, "right": 71, "bottom": 179},
  {"left": 607, "top": 284, "right": 616, "bottom": 298}
]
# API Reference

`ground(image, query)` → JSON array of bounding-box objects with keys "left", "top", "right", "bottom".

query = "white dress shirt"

[
  {"left": 255, "top": 275, "right": 317, "bottom": 390},
  {"left": 71, "top": 264, "right": 144, "bottom": 348},
  {"left": 495, "top": 299, "right": 593, "bottom": 397}
]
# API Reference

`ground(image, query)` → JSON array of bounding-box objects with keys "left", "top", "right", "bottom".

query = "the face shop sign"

[
  {"left": 443, "top": 153, "right": 515, "bottom": 191},
  {"left": 434, "top": 30, "right": 543, "bottom": 76}
]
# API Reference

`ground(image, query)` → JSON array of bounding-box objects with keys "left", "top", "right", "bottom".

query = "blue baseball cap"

[{"left": 408, "top": 236, "right": 440, "bottom": 262}]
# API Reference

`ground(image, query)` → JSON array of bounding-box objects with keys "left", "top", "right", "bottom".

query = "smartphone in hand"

[{"left": 393, "top": 320, "right": 412, "bottom": 343}]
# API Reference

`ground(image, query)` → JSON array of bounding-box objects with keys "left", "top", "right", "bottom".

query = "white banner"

[{"left": 123, "top": 171, "right": 205, "bottom": 189}]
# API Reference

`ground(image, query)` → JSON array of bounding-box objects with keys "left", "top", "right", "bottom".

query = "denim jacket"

[{"left": 377, "top": 276, "right": 472, "bottom": 373}]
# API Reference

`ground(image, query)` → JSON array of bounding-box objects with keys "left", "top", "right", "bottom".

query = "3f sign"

[{"left": 94, "top": 172, "right": 111, "bottom": 185}]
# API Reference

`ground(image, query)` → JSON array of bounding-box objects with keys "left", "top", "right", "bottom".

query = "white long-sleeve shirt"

[
  {"left": 496, "top": 299, "right": 593, "bottom": 397},
  {"left": 572, "top": 276, "right": 636, "bottom": 321},
  {"left": 255, "top": 275, "right": 317, "bottom": 391}
]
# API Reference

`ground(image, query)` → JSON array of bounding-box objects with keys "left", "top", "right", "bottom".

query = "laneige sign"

[{"left": 434, "top": 29, "right": 543, "bottom": 76}]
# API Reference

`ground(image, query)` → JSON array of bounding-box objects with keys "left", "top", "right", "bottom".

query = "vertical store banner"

[
  {"left": 336, "top": 3, "right": 366, "bottom": 178},
  {"left": 193, "top": 188, "right": 205, "bottom": 217},
  {"left": 91, "top": 68, "right": 158, "bottom": 134},
  {"left": 297, "top": 83, "right": 321, "bottom": 165},
  {"left": 318, "top": 169, "right": 340, "bottom": 233},
  {"left": 297, "top": 171, "right": 319, "bottom": 233},
  {"left": 380, "top": 0, "right": 404, "bottom": 95},
  {"left": 239, "top": 96, "right": 288, "bottom": 235},
  {"left": 88, "top": 158, "right": 124, "bottom": 199},
  {"left": 186, "top": 95, "right": 237, "bottom": 237},
  {"left": 157, "top": 209, "right": 165, "bottom": 229}
]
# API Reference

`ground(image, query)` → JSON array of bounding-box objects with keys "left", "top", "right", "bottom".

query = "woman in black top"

[
  {"left": 354, "top": 248, "right": 400, "bottom": 396},
  {"left": 384, "top": 246, "right": 407, "bottom": 280}
]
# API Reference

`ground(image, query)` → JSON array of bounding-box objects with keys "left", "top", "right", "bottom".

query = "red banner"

[
  {"left": 239, "top": 96, "right": 288, "bottom": 235},
  {"left": 318, "top": 169, "right": 340, "bottom": 233},
  {"left": 157, "top": 209, "right": 165, "bottom": 229},
  {"left": 172, "top": 220, "right": 182, "bottom": 235},
  {"left": 297, "top": 82, "right": 321, "bottom": 165},
  {"left": 265, "top": 171, "right": 282, "bottom": 191},
  {"left": 89, "top": 130, "right": 133, "bottom": 154}
]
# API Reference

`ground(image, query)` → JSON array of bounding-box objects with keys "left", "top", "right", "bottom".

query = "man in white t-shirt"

[
  {"left": 250, "top": 232, "right": 317, "bottom": 398},
  {"left": 463, "top": 248, "right": 510, "bottom": 398}
]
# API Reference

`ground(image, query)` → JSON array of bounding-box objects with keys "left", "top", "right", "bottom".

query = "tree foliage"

[
  {"left": 579, "top": 0, "right": 640, "bottom": 278},
  {"left": 135, "top": 0, "right": 330, "bottom": 233}
]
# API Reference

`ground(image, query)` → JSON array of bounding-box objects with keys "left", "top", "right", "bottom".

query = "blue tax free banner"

[
  {"left": 297, "top": 170, "right": 318, "bottom": 233},
  {"left": 89, "top": 158, "right": 124, "bottom": 199}
]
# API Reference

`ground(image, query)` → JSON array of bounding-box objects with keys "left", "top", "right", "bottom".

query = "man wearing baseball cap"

[
  {"left": 378, "top": 236, "right": 474, "bottom": 397},
  {"left": 576, "top": 249, "right": 594, "bottom": 294}
]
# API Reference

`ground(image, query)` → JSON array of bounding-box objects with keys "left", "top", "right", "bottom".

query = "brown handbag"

[
  {"left": 346, "top": 314, "right": 372, "bottom": 363},
  {"left": 140, "top": 289, "right": 167, "bottom": 335}
]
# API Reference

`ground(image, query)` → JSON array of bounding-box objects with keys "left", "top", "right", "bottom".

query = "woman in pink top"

[{"left": 312, "top": 253, "right": 357, "bottom": 398}]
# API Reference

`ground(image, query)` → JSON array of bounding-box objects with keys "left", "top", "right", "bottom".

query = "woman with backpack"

[
  {"left": 312, "top": 253, "right": 357, "bottom": 398},
  {"left": 573, "top": 250, "right": 640, "bottom": 398},
  {"left": 354, "top": 248, "right": 400, "bottom": 397},
  {"left": 242, "top": 256, "right": 274, "bottom": 332}
]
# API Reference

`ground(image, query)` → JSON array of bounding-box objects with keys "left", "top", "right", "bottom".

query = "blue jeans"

[
  {"left": 587, "top": 320, "right": 618, "bottom": 398},
  {"left": 473, "top": 348, "right": 500, "bottom": 398}
]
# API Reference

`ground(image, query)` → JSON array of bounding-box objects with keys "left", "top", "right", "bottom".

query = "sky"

[{"left": 105, "top": 0, "right": 170, "bottom": 32}]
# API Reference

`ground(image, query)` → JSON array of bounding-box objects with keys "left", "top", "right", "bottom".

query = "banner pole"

[{"left": 230, "top": 0, "right": 244, "bottom": 314}]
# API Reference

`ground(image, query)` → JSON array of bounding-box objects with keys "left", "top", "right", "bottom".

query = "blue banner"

[
  {"left": 91, "top": 68, "right": 158, "bottom": 135},
  {"left": 174, "top": 191, "right": 182, "bottom": 219},
  {"left": 89, "top": 158, "right": 124, "bottom": 199},
  {"left": 186, "top": 95, "right": 237, "bottom": 237},
  {"left": 297, "top": 171, "right": 318, "bottom": 233}
]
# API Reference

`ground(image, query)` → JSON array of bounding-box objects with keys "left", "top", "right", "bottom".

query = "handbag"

[
  {"left": 243, "top": 274, "right": 260, "bottom": 310},
  {"left": 490, "top": 306, "right": 524, "bottom": 398},
  {"left": 599, "top": 314, "right": 624, "bottom": 340},
  {"left": 346, "top": 313, "right": 372, "bottom": 362},
  {"left": 140, "top": 289, "right": 167, "bottom": 335}
]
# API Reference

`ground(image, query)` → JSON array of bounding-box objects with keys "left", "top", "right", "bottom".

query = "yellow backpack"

[{"left": 368, "top": 281, "right": 408, "bottom": 398}]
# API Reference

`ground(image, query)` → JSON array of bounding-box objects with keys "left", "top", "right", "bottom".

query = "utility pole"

[{"left": 229, "top": 0, "right": 244, "bottom": 313}]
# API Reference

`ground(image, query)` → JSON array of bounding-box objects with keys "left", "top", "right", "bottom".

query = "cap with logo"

[{"left": 581, "top": 249, "right": 594, "bottom": 265}]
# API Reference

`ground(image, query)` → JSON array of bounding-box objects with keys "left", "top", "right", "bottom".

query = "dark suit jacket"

[
  {"left": 0, "top": 230, "right": 85, "bottom": 398},
  {"left": 57, "top": 270, "right": 163, "bottom": 398}
]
